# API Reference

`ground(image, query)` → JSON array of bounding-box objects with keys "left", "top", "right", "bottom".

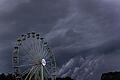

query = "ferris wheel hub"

[{"left": 41, "top": 59, "right": 46, "bottom": 66}]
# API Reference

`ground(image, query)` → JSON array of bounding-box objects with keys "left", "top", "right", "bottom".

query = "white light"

[{"left": 42, "top": 59, "right": 46, "bottom": 66}]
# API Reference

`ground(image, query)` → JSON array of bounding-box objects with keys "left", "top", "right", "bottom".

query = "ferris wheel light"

[{"left": 42, "top": 59, "right": 46, "bottom": 66}]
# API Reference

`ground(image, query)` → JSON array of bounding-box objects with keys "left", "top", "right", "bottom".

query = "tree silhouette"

[
  {"left": 0, "top": 73, "right": 6, "bottom": 80},
  {"left": 101, "top": 72, "right": 120, "bottom": 80},
  {"left": 0, "top": 73, "right": 74, "bottom": 80},
  {"left": 56, "top": 77, "right": 74, "bottom": 80}
]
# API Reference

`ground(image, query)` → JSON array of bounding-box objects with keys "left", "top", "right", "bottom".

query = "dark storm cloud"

[
  {"left": 46, "top": 0, "right": 120, "bottom": 57},
  {"left": 0, "top": 47, "right": 12, "bottom": 73},
  {"left": 0, "top": 0, "right": 120, "bottom": 80},
  {"left": 45, "top": 0, "right": 120, "bottom": 79},
  {"left": 0, "top": 0, "right": 69, "bottom": 33},
  {"left": 0, "top": 0, "right": 69, "bottom": 73},
  {"left": 0, "top": 0, "right": 31, "bottom": 15},
  {"left": 0, "top": 0, "right": 69, "bottom": 54},
  {"left": 0, "top": 0, "right": 69, "bottom": 44}
]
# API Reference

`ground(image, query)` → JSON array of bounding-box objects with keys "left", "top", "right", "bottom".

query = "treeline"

[
  {"left": 56, "top": 77, "right": 74, "bottom": 80},
  {"left": 0, "top": 73, "right": 74, "bottom": 80},
  {"left": 101, "top": 72, "right": 120, "bottom": 80},
  {"left": 0, "top": 73, "right": 15, "bottom": 80}
]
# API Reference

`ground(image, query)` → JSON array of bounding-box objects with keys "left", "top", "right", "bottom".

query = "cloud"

[
  {"left": 58, "top": 53, "right": 120, "bottom": 80},
  {"left": 44, "top": 0, "right": 120, "bottom": 79},
  {"left": 0, "top": 0, "right": 30, "bottom": 15},
  {"left": 0, "top": 1, "right": 120, "bottom": 80},
  {"left": 0, "top": 0, "right": 69, "bottom": 73},
  {"left": 45, "top": 0, "right": 120, "bottom": 60},
  {"left": 57, "top": 54, "right": 104, "bottom": 80}
]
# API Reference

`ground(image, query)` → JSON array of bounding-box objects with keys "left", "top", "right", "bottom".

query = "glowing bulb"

[{"left": 42, "top": 59, "right": 46, "bottom": 66}]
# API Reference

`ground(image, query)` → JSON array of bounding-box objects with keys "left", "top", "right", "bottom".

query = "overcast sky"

[{"left": 0, "top": 0, "right": 120, "bottom": 80}]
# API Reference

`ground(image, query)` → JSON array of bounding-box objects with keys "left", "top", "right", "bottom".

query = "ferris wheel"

[{"left": 12, "top": 32, "right": 56, "bottom": 80}]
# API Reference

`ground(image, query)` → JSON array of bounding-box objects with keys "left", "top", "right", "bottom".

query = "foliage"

[
  {"left": 101, "top": 72, "right": 120, "bottom": 80},
  {"left": 0, "top": 73, "right": 74, "bottom": 80}
]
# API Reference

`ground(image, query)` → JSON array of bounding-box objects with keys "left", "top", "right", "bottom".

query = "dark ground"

[
  {"left": 0, "top": 73, "right": 74, "bottom": 80},
  {"left": 1, "top": 72, "right": 120, "bottom": 80}
]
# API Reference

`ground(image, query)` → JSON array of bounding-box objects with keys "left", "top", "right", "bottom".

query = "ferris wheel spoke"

[
  {"left": 39, "top": 44, "right": 44, "bottom": 59},
  {"left": 20, "top": 57, "right": 32, "bottom": 63},
  {"left": 35, "top": 39, "right": 40, "bottom": 55},
  {"left": 44, "top": 54, "right": 50, "bottom": 60},
  {"left": 31, "top": 39, "right": 37, "bottom": 55},
  {"left": 28, "top": 38, "right": 35, "bottom": 52},
  {"left": 43, "top": 48, "right": 49, "bottom": 59},
  {"left": 44, "top": 72, "right": 49, "bottom": 80},
  {"left": 24, "top": 41, "right": 36, "bottom": 57},
  {"left": 35, "top": 70, "right": 39, "bottom": 80},
  {"left": 28, "top": 67, "right": 38, "bottom": 80},
  {"left": 22, "top": 40, "right": 31, "bottom": 51},
  {"left": 20, "top": 55, "right": 30, "bottom": 60},
  {"left": 20, "top": 54, "right": 33, "bottom": 61},
  {"left": 45, "top": 54, "right": 52, "bottom": 61},
  {"left": 23, "top": 38, "right": 36, "bottom": 58},
  {"left": 37, "top": 39, "right": 43, "bottom": 59},
  {"left": 44, "top": 66, "right": 51, "bottom": 76},
  {"left": 46, "top": 60, "right": 51, "bottom": 64},
  {"left": 28, "top": 41, "right": 36, "bottom": 56},
  {"left": 35, "top": 69, "right": 39, "bottom": 80},
  {"left": 20, "top": 45, "right": 34, "bottom": 60},
  {"left": 46, "top": 66, "right": 52, "bottom": 73},
  {"left": 22, "top": 39, "right": 34, "bottom": 53},
  {"left": 29, "top": 38, "right": 40, "bottom": 60},
  {"left": 31, "top": 38, "right": 38, "bottom": 56},
  {"left": 42, "top": 47, "right": 50, "bottom": 60},
  {"left": 40, "top": 40, "right": 46, "bottom": 59},
  {"left": 46, "top": 61, "right": 52, "bottom": 68},
  {"left": 36, "top": 39, "right": 41, "bottom": 54},
  {"left": 44, "top": 69, "right": 51, "bottom": 80},
  {"left": 33, "top": 39, "right": 38, "bottom": 55},
  {"left": 45, "top": 51, "right": 52, "bottom": 59},
  {"left": 21, "top": 70, "right": 29, "bottom": 77},
  {"left": 36, "top": 67, "right": 41, "bottom": 80},
  {"left": 19, "top": 64, "right": 35, "bottom": 67},
  {"left": 39, "top": 69, "right": 42, "bottom": 80},
  {"left": 21, "top": 66, "right": 31, "bottom": 76},
  {"left": 24, "top": 66, "right": 36, "bottom": 80},
  {"left": 40, "top": 41, "right": 45, "bottom": 59},
  {"left": 34, "top": 39, "right": 42, "bottom": 59}
]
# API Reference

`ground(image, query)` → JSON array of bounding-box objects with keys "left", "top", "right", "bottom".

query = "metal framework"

[{"left": 12, "top": 32, "right": 56, "bottom": 80}]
